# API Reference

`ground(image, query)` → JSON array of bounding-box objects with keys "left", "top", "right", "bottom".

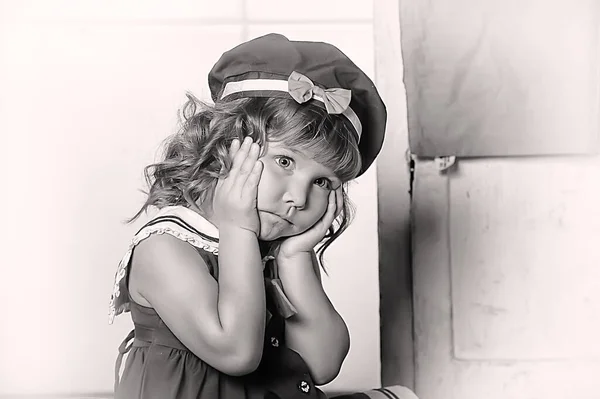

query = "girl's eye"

[
  {"left": 314, "top": 178, "right": 332, "bottom": 189},
  {"left": 275, "top": 156, "right": 293, "bottom": 169}
]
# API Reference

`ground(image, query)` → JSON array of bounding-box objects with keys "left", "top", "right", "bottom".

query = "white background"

[{"left": 0, "top": 0, "right": 385, "bottom": 395}]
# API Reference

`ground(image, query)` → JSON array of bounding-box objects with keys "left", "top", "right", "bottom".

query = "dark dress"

[{"left": 109, "top": 206, "right": 327, "bottom": 399}]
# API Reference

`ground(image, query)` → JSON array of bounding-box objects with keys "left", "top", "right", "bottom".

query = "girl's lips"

[
  {"left": 262, "top": 211, "right": 292, "bottom": 225},
  {"left": 277, "top": 213, "right": 293, "bottom": 224}
]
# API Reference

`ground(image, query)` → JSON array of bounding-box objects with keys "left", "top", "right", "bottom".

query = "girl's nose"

[{"left": 282, "top": 179, "right": 309, "bottom": 210}]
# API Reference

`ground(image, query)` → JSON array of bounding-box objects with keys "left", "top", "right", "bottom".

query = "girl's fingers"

[
  {"left": 220, "top": 137, "right": 254, "bottom": 195},
  {"left": 220, "top": 138, "right": 240, "bottom": 175},
  {"left": 242, "top": 160, "right": 263, "bottom": 198},
  {"left": 329, "top": 190, "right": 337, "bottom": 215},
  {"left": 229, "top": 138, "right": 241, "bottom": 158},
  {"left": 230, "top": 136, "right": 253, "bottom": 177},
  {"left": 280, "top": 190, "right": 336, "bottom": 254},
  {"left": 335, "top": 187, "right": 343, "bottom": 218},
  {"left": 310, "top": 191, "right": 336, "bottom": 236},
  {"left": 320, "top": 190, "right": 337, "bottom": 226},
  {"left": 237, "top": 142, "right": 260, "bottom": 178}
]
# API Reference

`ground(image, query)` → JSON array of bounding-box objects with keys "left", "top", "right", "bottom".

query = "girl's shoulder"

[
  {"left": 132, "top": 206, "right": 220, "bottom": 255},
  {"left": 109, "top": 206, "right": 220, "bottom": 324}
]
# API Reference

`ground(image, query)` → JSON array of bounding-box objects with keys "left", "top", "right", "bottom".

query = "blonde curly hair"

[{"left": 130, "top": 94, "right": 362, "bottom": 269}]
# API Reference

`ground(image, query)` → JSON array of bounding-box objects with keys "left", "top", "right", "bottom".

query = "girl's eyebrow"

[{"left": 269, "top": 146, "right": 301, "bottom": 156}]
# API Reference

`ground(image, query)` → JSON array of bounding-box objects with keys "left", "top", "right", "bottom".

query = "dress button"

[
  {"left": 298, "top": 380, "right": 310, "bottom": 394},
  {"left": 270, "top": 337, "right": 279, "bottom": 347}
]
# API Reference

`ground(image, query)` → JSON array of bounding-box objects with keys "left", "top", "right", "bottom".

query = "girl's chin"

[
  {"left": 257, "top": 213, "right": 291, "bottom": 241},
  {"left": 258, "top": 222, "right": 286, "bottom": 241}
]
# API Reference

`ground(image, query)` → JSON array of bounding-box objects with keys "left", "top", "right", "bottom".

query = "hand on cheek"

[
  {"left": 213, "top": 137, "right": 264, "bottom": 235},
  {"left": 277, "top": 189, "right": 339, "bottom": 259}
]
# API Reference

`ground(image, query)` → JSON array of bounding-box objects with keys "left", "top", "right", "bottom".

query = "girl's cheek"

[
  {"left": 260, "top": 163, "right": 277, "bottom": 185},
  {"left": 256, "top": 163, "right": 279, "bottom": 204},
  {"left": 260, "top": 159, "right": 275, "bottom": 178},
  {"left": 310, "top": 192, "right": 329, "bottom": 217}
]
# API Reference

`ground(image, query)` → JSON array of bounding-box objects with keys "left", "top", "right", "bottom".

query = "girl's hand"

[
  {"left": 213, "top": 137, "right": 263, "bottom": 236},
  {"left": 277, "top": 187, "right": 343, "bottom": 259}
]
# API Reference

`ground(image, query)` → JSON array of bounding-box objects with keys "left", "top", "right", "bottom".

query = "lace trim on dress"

[{"left": 108, "top": 221, "right": 219, "bottom": 325}]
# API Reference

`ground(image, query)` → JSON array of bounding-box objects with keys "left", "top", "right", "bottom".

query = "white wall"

[{"left": 0, "top": 1, "right": 381, "bottom": 395}]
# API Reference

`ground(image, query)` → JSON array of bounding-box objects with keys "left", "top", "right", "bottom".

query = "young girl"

[{"left": 109, "top": 33, "right": 390, "bottom": 399}]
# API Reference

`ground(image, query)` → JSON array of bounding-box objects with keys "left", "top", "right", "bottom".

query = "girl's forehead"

[{"left": 266, "top": 141, "right": 304, "bottom": 155}]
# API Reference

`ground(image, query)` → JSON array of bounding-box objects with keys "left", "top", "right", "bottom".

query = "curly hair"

[{"left": 130, "top": 93, "right": 363, "bottom": 271}]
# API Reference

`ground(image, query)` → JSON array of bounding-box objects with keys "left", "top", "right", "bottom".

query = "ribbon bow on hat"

[{"left": 288, "top": 71, "right": 351, "bottom": 115}]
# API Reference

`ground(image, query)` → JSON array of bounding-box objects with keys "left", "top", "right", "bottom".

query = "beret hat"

[{"left": 208, "top": 33, "right": 387, "bottom": 176}]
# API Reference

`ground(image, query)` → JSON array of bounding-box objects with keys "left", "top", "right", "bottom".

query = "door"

[
  {"left": 412, "top": 156, "right": 600, "bottom": 399},
  {"left": 399, "top": 0, "right": 600, "bottom": 396}
]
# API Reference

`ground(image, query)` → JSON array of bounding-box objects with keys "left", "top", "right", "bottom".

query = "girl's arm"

[
  {"left": 131, "top": 229, "right": 266, "bottom": 375},
  {"left": 131, "top": 137, "right": 266, "bottom": 376},
  {"left": 277, "top": 250, "right": 350, "bottom": 385}
]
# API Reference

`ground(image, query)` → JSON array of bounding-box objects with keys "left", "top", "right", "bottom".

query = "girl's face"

[{"left": 256, "top": 141, "right": 342, "bottom": 241}]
